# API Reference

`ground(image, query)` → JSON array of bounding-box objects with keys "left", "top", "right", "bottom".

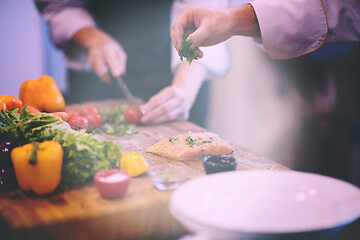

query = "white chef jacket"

[
  {"left": 37, "top": 0, "right": 231, "bottom": 77},
  {"left": 38, "top": 0, "right": 360, "bottom": 67}
]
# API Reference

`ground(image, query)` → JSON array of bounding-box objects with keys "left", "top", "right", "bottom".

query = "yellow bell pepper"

[
  {"left": 19, "top": 75, "right": 65, "bottom": 112},
  {"left": 11, "top": 141, "right": 63, "bottom": 195}
]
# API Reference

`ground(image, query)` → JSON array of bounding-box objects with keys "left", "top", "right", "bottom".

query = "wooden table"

[{"left": 0, "top": 101, "right": 287, "bottom": 240}]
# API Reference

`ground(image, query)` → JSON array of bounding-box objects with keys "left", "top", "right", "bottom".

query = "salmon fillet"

[{"left": 146, "top": 132, "right": 234, "bottom": 160}]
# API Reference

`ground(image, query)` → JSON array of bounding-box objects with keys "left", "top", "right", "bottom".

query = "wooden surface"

[{"left": 0, "top": 100, "right": 288, "bottom": 240}]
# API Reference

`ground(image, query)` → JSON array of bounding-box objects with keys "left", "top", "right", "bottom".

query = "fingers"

[
  {"left": 141, "top": 87, "right": 176, "bottom": 116},
  {"left": 88, "top": 42, "right": 127, "bottom": 84},
  {"left": 187, "top": 26, "right": 209, "bottom": 48},
  {"left": 171, "top": 7, "right": 194, "bottom": 51},
  {"left": 105, "top": 49, "right": 127, "bottom": 78},
  {"left": 140, "top": 87, "right": 189, "bottom": 124},
  {"left": 89, "top": 50, "right": 111, "bottom": 84},
  {"left": 141, "top": 97, "right": 186, "bottom": 124}
]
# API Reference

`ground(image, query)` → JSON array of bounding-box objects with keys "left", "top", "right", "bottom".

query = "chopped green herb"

[
  {"left": 202, "top": 140, "right": 212, "bottom": 144},
  {"left": 178, "top": 34, "right": 199, "bottom": 64},
  {"left": 185, "top": 136, "right": 197, "bottom": 147},
  {"left": 169, "top": 137, "right": 179, "bottom": 144}
]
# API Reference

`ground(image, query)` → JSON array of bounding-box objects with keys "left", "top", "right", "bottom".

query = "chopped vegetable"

[
  {"left": 185, "top": 136, "right": 197, "bottom": 147},
  {"left": 178, "top": 34, "right": 199, "bottom": 64},
  {"left": 11, "top": 141, "right": 63, "bottom": 195},
  {"left": 96, "top": 104, "right": 138, "bottom": 136},
  {"left": 169, "top": 137, "right": 179, "bottom": 144}
]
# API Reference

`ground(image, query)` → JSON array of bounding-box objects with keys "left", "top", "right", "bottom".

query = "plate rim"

[{"left": 169, "top": 170, "right": 360, "bottom": 234}]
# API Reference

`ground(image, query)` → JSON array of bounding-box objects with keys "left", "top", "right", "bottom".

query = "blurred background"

[
  {"left": 1, "top": 0, "right": 359, "bottom": 187},
  {"left": 0, "top": 0, "right": 66, "bottom": 97}
]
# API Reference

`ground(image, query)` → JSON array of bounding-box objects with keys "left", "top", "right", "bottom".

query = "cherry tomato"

[
  {"left": 85, "top": 113, "right": 102, "bottom": 129},
  {"left": 124, "top": 106, "right": 142, "bottom": 124},
  {"left": 68, "top": 115, "right": 90, "bottom": 131},
  {"left": 66, "top": 110, "right": 79, "bottom": 121},
  {"left": 51, "top": 112, "right": 69, "bottom": 122},
  {"left": 79, "top": 105, "right": 100, "bottom": 116}
]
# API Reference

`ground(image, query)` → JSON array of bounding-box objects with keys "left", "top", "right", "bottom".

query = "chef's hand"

[
  {"left": 140, "top": 86, "right": 189, "bottom": 124},
  {"left": 140, "top": 61, "right": 207, "bottom": 124},
  {"left": 73, "top": 27, "right": 127, "bottom": 84},
  {"left": 171, "top": 4, "right": 260, "bottom": 53}
]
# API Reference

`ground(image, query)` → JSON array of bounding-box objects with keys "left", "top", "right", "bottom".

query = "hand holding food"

[
  {"left": 11, "top": 141, "right": 63, "bottom": 195},
  {"left": 140, "top": 86, "right": 190, "bottom": 124},
  {"left": 178, "top": 34, "right": 199, "bottom": 64},
  {"left": 171, "top": 5, "right": 260, "bottom": 55}
]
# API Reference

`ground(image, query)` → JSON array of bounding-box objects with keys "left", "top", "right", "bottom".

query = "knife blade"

[{"left": 113, "top": 76, "right": 136, "bottom": 105}]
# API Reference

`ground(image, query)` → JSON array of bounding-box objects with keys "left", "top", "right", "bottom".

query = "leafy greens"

[{"left": 0, "top": 106, "right": 121, "bottom": 185}]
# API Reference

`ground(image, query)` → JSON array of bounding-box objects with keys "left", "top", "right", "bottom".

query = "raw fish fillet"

[{"left": 146, "top": 132, "right": 234, "bottom": 160}]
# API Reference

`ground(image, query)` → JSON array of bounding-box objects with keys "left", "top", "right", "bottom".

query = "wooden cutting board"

[{"left": 0, "top": 100, "right": 287, "bottom": 240}]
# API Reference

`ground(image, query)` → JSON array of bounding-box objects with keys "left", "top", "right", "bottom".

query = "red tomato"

[
  {"left": 68, "top": 115, "right": 90, "bottom": 131},
  {"left": 51, "top": 112, "right": 69, "bottom": 122},
  {"left": 85, "top": 113, "right": 102, "bottom": 129},
  {"left": 124, "top": 106, "right": 142, "bottom": 124},
  {"left": 79, "top": 105, "right": 100, "bottom": 116},
  {"left": 66, "top": 110, "right": 79, "bottom": 121},
  {"left": 78, "top": 105, "right": 102, "bottom": 129}
]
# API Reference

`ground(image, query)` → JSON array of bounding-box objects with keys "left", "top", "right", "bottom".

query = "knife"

[{"left": 113, "top": 76, "right": 136, "bottom": 105}]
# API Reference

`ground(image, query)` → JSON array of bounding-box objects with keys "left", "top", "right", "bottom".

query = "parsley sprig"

[{"left": 178, "top": 34, "right": 199, "bottom": 64}]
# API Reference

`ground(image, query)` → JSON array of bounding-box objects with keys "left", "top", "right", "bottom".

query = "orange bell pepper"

[
  {"left": 19, "top": 75, "right": 65, "bottom": 112},
  {"left": 0, "top": 95, "right": 23, "bottom": 111}
]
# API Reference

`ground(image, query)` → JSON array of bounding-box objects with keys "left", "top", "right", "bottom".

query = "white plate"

[{"left": 169, "top": 170, "right": 360, "bottom": 239}]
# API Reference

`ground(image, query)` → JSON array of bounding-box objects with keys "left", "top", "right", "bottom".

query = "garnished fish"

[{"left": 146, "top": 132, "right": 234, "bottom": 160}]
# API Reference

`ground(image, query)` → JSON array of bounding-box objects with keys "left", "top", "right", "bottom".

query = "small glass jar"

[
  {"left": 148, "top": 164, "right": 187, "bottom": 191},
  {"left": 203, "top": 155, "right": 238, "bottom": 174}
]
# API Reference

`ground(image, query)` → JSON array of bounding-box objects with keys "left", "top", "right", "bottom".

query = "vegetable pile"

[
  {"left": 0, "top": 106, "right": 122, "bottom": 185},
  {"left": 96, "top": 104, "right": 139, "bottom": 135},
  {"left": 178, "top": 34, "right": 199, "bottom": 64}
]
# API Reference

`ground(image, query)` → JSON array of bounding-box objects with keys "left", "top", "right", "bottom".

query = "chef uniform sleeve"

[
  {"left": 35, "top": 0, "right": 95, "bottom": 70},
  {"left": 249, "top": 0, "right": 360, "bottom": 59}
]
